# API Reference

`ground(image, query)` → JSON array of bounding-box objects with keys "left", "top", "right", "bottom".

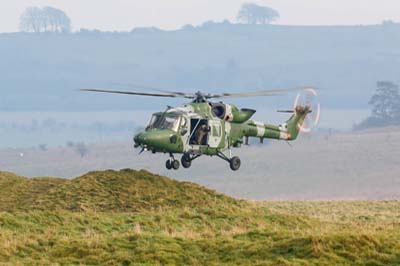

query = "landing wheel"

[
  {"left": 171, "top": 159, "right": 180, "bottom": 170},
  {"left": 165, "top": 160, "right": 172, "bottom": 170},
  {"left": 229, "top": 156, "right": 241, "bottom": 171},
  {"left": 181, "top": 154, "right": 192, "bottom": 168}
]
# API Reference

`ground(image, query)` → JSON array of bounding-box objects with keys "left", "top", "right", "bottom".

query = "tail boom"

[{"left": 243, "top": 106, "right": 310, "bottom": 141}]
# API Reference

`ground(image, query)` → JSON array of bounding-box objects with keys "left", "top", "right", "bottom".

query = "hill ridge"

[{"left": 0, "top": 169, "right": 242, "bottom": 212}]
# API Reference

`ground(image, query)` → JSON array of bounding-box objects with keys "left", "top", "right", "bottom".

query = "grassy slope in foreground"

[{"left": 0, "top": 170, "right": 399, "bottom": 266}]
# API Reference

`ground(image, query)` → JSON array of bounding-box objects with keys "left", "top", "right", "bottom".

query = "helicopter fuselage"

[
  {"left": 133, "top": 101, "right": 309, "bottom": 170},
  {"left": 82, "top": 87, "right": 317, "bottom": 171}
]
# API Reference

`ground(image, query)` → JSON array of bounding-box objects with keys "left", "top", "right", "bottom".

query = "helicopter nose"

[
  {"left": 134, "top": 133, "right": 155, "bottom": 148},
  {"left": 134, "top": 130, "right": 182, "bottom": 153},
  {"left": 134, "top": 133, "right": 144, "bottom": 147},
  {"left": 134, "top": 131, "right": 167, "bottom": 149}
]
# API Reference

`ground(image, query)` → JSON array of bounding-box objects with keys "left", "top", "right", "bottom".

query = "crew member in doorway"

[{"left": 195, "top": 123, "right": 210, "bottom": 145}]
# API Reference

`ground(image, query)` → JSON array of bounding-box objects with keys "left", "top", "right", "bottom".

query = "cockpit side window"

[
  {"left": 146, "top": 113, "right": 181, "bottom": 132},
  {"left": 146, "top": 113, "right": 163, "bottom": 130},
  {"left": 159, "top": 116, "right": 180, "bottom": 131}
]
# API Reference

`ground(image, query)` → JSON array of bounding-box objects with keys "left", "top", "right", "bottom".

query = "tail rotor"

[{"left": 293, "top": 88, "right": 320, "bottom": 133}]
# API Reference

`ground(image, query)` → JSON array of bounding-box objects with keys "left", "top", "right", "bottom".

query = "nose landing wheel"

[
  {"left": 165, "top": 160, "right": 172, "bottom": 170},
  {"left": 166, "top": 159, "right": 180, "bottom": 170},
  {"left": 166, "top": 154, "right": 180, "bottom": 170}
]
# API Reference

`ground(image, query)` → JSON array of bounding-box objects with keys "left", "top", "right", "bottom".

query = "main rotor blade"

[
  {"left": 80, "top": 89, "right": 179, "bottom": 98},
  {"left": 209, "top": 87, "right": 315, "bottom": 99},
  {"left": 111, "top": 83, "right": 194, "bottom": 98}
]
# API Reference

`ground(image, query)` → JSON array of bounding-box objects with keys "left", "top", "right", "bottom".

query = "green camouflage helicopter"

[{"left": 82, "top": 87, "right": 320, "bottom": 171}]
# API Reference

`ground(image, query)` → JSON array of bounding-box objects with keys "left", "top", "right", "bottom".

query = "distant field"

[
  {"left": 0, "top": 170, "right": 399, "bottom": 265},
  {"left": 1, "top": 127, "right": 399, "bottom": 200}
]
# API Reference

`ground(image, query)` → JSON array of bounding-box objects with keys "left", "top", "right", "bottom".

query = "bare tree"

[
  {"left": 237, "top": 3, "right": 280, "bottom": 25},
  {"left": 19, "top": 7, "right": 43, "bottom": 33},
  {"left": 74, "top": 142, "right": 88, "bottom": 158},
  {"left": 43, "top": 7, "right": 71, "bottom": 33},
  {"left": 19, "top": 6, "right": 71, "bottom": 33},
  {"left": 38, "top": 144, "right": 48, "bottom": 151}
]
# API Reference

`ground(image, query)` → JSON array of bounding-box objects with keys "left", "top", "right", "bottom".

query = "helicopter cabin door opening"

[
  {"left": 189, "top": 119, "right": 209, "bottom": 146},
  {"left": 189, "top": 119, "right": 222, "bottom": 148}
]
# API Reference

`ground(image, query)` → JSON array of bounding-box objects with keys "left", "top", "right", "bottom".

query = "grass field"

[{"left": 0, "top": 170, "right": 399, "bottom": 265}]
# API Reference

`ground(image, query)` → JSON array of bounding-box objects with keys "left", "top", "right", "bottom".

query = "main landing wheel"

[
  {"left": 229, "top": 156, "right": 241, "bottom": 171},
  {"left": 181, "top": 154, "right": 192, "bottom": 168}
]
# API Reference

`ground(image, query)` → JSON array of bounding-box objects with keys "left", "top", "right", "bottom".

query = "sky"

[{"left": 0, "top": 0, "right": 400, "bottom": 32}]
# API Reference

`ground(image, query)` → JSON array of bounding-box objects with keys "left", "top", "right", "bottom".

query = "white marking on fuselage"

[
  {"left": 252, "top": 120, "right": 264, "bottom": 127},
  {"left": 279, "top": 123, "right": 288, "bottom": 132},
  {"left": 224, "top": 121, "right": 231, "bottom": 149},
  {"left": 256, "top": 125, "right": 265, "bottom": 137},
  {"left": 251, "top": 120, "right": 265, "bottom": 137},
  {"left": 225, "top": 104, "right": 233, "bottom": 121}
]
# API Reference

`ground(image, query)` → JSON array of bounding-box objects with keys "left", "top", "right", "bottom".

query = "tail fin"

[{"left": 283, "top": 106, "right": 311, "bottom": 140}]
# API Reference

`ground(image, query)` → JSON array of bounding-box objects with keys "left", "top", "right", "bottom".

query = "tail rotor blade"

[{"left": 277, "top": 110, "right": 294, "bottom": 113}]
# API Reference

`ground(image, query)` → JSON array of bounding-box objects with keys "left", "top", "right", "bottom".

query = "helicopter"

[{"left": 82, "top": 86, "right": 320, "bottom": 171}]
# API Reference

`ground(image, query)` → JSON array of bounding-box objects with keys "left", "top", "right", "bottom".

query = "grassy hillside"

[
  {"left": 0, "top": 169, "right": 241, "bottom": 212},
  {"left": 0, "top": 170, "right": 399, "bottom": 265}
]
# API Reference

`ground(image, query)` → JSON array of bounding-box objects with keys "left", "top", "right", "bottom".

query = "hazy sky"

[{"left": 1, "top": 0, "right": 400, "bottom": 32}]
